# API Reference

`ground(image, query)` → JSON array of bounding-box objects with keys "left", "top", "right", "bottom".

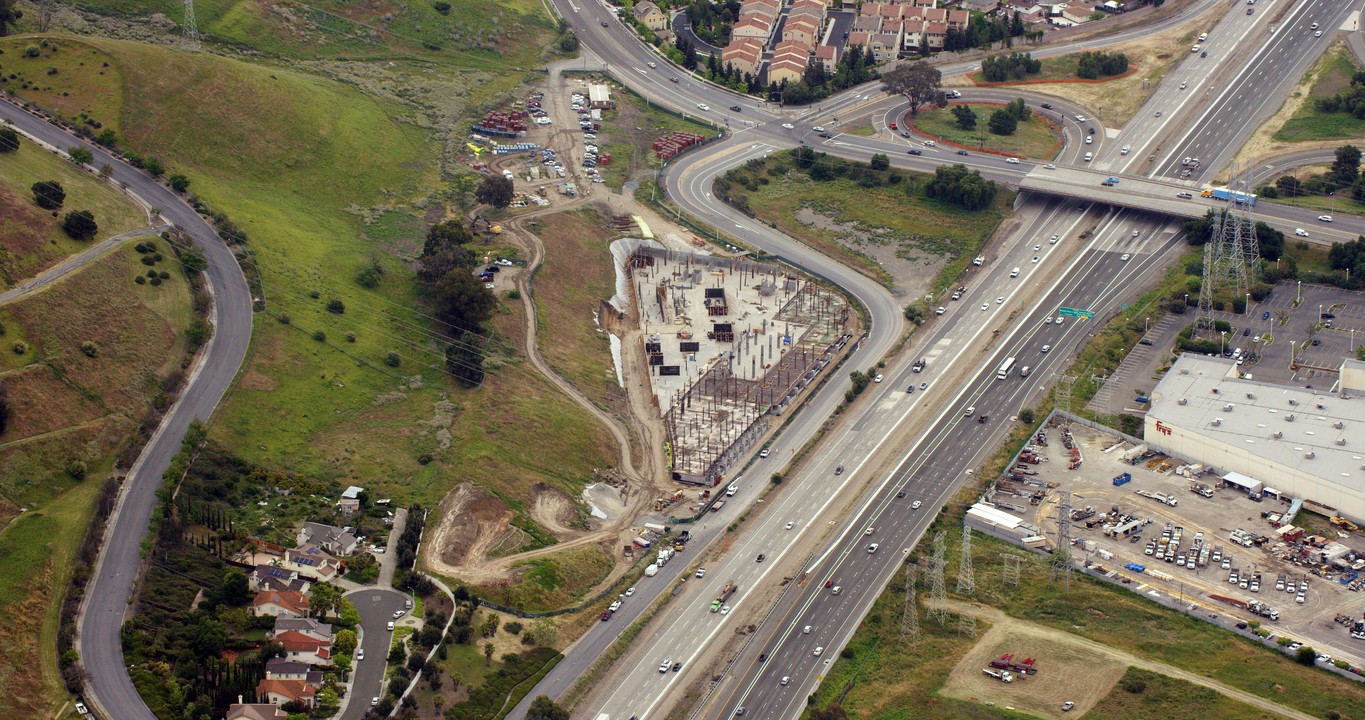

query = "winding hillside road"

[
  {"left": 0, "top": 97, "right": 254, "bottom": 720},
  {"left": 0, "top": 224, "right": 169, "bottom": 305}
]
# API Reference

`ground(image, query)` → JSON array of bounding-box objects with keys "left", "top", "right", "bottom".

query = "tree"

[
  {"left": 0, "top": 390, "right": 9, "bottom": 436},
  {"left": 0, "top": 0, "right": 22, "bottom": 36},
  {"left": 32, "top": 180, "right": 66, "bottom": 210},
  {"left": 484, "top": 642, "right": 495, "bottom": 667},
  {"left": 988, "top": 109, "right": 1018, "bottom": 135},
  {"left": 1005, "top": 97, "right": 1031, "bottom": 121},
  {"left": 559, "top": 30, "right": 579, "bottom": 52},
  {"left": 433, "top": 271, "right": 496, "bottom": 334},
  {"left": 62, "top": 210, "right": 98, "bottom": 240},
  {"left": 189, "top": 616, "right": 226, "bottom": 660},
  {"left": 1275, "top": 174, "right": 1302, "bottom": 197},
  {"left": 869, "top": 153, "right": 890, "bottom": 171},
  {"left": 527, "top": 696, "right": 570, "bottom": 720},
  {"left": 1253, "top": 221, "right": 1284, "bottom": 261},
  {"left": 1295, "top": 645, "right": 1317, "bottom": 665},
  {"left": 335, "top": 629, "right": 358, "bottom": 657},
  {"left": 1330, "top": 145, "right": 1361, "bottom": 187},
  {"left": 0, "top": 127, "right": 18, "bottom": 153},
  {"left": 809, "top": 705, "right": 848, "bottom": 720},
  {"left": 952, "top": 105, "right": 977, "bottom": 130},
  {"left": 476, "top": 174, "right": 514, "bottom": 208},
  {"left": 220, "top": 570, "right": 251, "bottom": 606},
  {"left": 446, "top": 332, "right": 486, "bottom": 388},
  {"left": 68, "top": 146, "right": 93, "bottom": 165},
  {"left": 310, "top": 582, "right": 341, "bottom": 618},
  {"left": 883, "top": 61, "right": 942, "bottom": 116},
  {"left": 169, "top": 174, "right": 191, "bottom": 193}
]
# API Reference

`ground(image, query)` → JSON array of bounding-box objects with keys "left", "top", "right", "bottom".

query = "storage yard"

[{"left": 970, "top": 414, "right": 1365, "bottom": 676}]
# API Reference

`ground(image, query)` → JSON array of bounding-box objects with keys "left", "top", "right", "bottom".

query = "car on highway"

[
  {"left": 957, "top": 150, "right": 969, "bottom": 156},
  {"left": 786, "top": 521, "right": 795, "bottom": 530},
  {"left": 1155, "top": 110, "right": 1163, "bottom": 117},
  {"left": 1041, "top": 103, "right": 1052, "bottom": 109},
  {"left": 781, "top": 676, "right": 791, "bottom": 686},
  {"left": 867, "top": 543, "right": 879, "bottom": 553},
  {"left": 1191, "top": 44, "right": 1201, "bottom": 53},
  {"left": 900, "top": 131, "right": 911, "bottom": 138},
  {"left": 924, "top": 140, "right": 936, "bottom": 146},
  {"left": 673, "top": 661, "right": 683, "bottom": 672},
  {"left": 1050, "top": 234, "right": 1060, "bottom": 244},
  {"left": 997, "top": 296, "right": 1005, "bottom": 304},
  {"left": 1006, "top": 157, "right": 1020, "bottom": 164},
  {"left": 1033, "top": 244, "right": 1041, "bottom": 251},
  {"left": 912, "top": 500, "right": 922, "bottom": 509},
  {"left": 919, "top": 382, "right": 927, "bottom": 390},
  {"left": 730, "top": 105, "right": 742, "bottom": 112},
  {"left": 625, "top": 587, "right": 636, "bottom": 596},
  {"left": 1131, "top": 229, "right": 1139, "bottom": 237},
  {"left": 1075, "top": 114, "right": 1086, "bottom": 122},
  {"left": 697, "top": 103, "right": 709, "bottom": 111},
  {"left": 1295, "top": 228, "right": 1309, "bottom": 237},
  {"left": 813, "top": 126, "right": 825, "bottom": 132},
  {"left": 1312, "top": 22, "right": 1320, "bottom": 29},
  {"left": 1315, "top": 30, "right": 1322, "bottom": 37},
  {"left": 908, "top": 149, "right": 923, "bottom": 155},
  {"left": 935, "top": 306, "right": 946, "bottom": 314},
  {"left": 726, "top": 484, "right": 738, "bottom": 496},
  {"left": 1120, "top": 146, "right": 1130, "bottom": 154},
  {"left": 1032, "top": 255, "right": 1040, "bottom": 263},
  {"left": 1177, "top": 191, "right": 1193, "bottom": 199},
  {"left": 759, "top": 448, "right": 770, "bottom": 458},
  {"left": 1056, "top": 316, "right": 1064, "bottom": 326},
  {"left": 818, "top": 132, "right": 833, "bottom": 138},
  {"left": 696, "top": 567, "right": 706, "bottom": 578},
  {"left": 1085, "top": 136, "right": 1093, "bottom": 145},
  {"left": 1201, "top": 51, "right": 1208, "bottom": 57},
  {"left": 1319, "top": 215, "right": 1333, "bottom": 222},
  {"left": 1041, "top": 344, "right": 1051, "bottom": 353},
  {"left": 873, "top": 373, "right": 884, "bottom": 383},
  {"left": 669, "top": 76, "right": 679, "bottom": 83},
  {"left": 1121, "top": 253, "right": 1131, "bottom": 261},
  {"left": 814, "top": 646, "right": 824, "bottom": 656},
  {"left": 865, "top": 526, "right": 875, "bottom": 535},
  {"left": 648, "top": 61, "right": 657, "bottom": 68},
  {"left": 660, "top": 659, "right": 671, "bottom": 673},
  {"left": 835, "top": 465, "right": 844, "bottom": 475},
  {"left": 781, "top": 122, "right": 794, "bottom": 129},
  {"left": 897, "top": 490, "right": 907, "bottom": 498},
  {"left": 609, "top": 600, "right": 622, "bottom": 612},
  {"left": 981, "top": 303, "right": 988, "bottom": 311},
  {"left": 601, "top": 20, "right": 609, "bottom": 26},
  {"left": 1043, "top": 163, "right": 1055, "bottom": 169},
  {"left": 756, "top": 553, "right": 766, "bottom": 562},
  {"left": 964, "top": 406, "right": 975, "bottom": 416}
]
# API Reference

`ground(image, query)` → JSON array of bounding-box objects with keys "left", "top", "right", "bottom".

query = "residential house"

[
  {"left": 255, "top": 678, "right": 317, "bottom": 709},
  {"left": 767, "top": 55, "right": 810, "bottom": 85},
  {"left": 731, "top": 14, "right": 774, "bottom": 41},
  {"left": 284, "top": 545, "right": 343, "bottom": 582},
  {"left": 960, "top": 0, "right": 999, "bottom": 10},
  {"left": 789, "top": 0, "right": 827, "bottom": 21},
  {"left": 265, "top": 658, "right": 325, "bottom": 688},
  {"left": 946, "top": 8, "right": 971, "bottom": 31},
  {"left": 923, "top": 20, "right": 948, "bottom": 50},
  {"left": 740, "top": 0, "right": 780, "bottom": 21},
  {"left": 275, "top": 630, "right": 333, "bottom": 666},
  {"left": 851, "top": 15, "right": 883, "bottom": 34},
  {"left": 337, "top": 485, "right": 364, "bottom": 514},
  {"left": 846, "top": 31, "right": 872, "bottom": 51},
  {"left": 633, "top": 0, "right": 668, "bottom": 31},
  {"left": 814, "top": 44, "right": 840, "bottom": 73},
  {"left": 870, "top": 31, "right": 902, "bottom": 63},
  {"left": 226, "top": 704, "right": 288, "bottom": 720},
  {"left": 272, "top": 617, "right": 333, "bottom": 643},
  {"left": 296, "top": 522, "right": 358, "bottom": 556},
  {"left": 251, "top": 590, "right": 311, "bottom": 619},
  {"left": 1059, "top": 3, "right": 1094, "bottom": 23},
  {"left": 783, "top": 16, "right": 821, "bottom": 46},
  {"left": 249, "top": 564, "right": 311, "bottom": 595},
  {"left": 722, "top": 39, "right": 764, "bottom": 77},
  {"left": 902, "top": 19, "right": 926, "bottom": 51}
]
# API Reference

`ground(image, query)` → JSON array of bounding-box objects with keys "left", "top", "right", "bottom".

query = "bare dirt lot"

[{"left": 940, "top": 610, "right": 1129, "bottom": 718}]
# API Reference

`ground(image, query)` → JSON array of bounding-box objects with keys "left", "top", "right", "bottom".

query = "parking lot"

[
  {"left": 1249, "top": 282, "right": 1365, "bottom": 387},
  {"left": 1019, "top": 421, "right": 1365, "bottom": 669}
]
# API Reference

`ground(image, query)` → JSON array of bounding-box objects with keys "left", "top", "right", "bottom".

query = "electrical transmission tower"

[
  {"left": 1052, "top": 490, "right": 1074, "bottom": 588},
  {"left": 900, "top": 562, "right": 920, "bottom": 647},
  {"left": 958, "top": 612, "right": 977, "bottom": 637},
  {"left": 1196, "top": 164, "right": 1260, "bottom": 333},
  {"left": 1001, "top": 553, "right": 1023, "bottom": 589},
  {"left": 182, "top": 0, "right": 202, "bottom": 52},
  {"left": 956, "top": 526, "right": 975, "bottom": 596},
  {"left": 927, "top": 531, "right": 948, "bottom": 623}
]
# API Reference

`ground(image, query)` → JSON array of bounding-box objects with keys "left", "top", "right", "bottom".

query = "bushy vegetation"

[
  {"left": 418, "top": 220, "right": 496, "bottom": 387},
  {"left": 1329, "top": 237, "right": 1365, "bottom": 280},
  {"left": 700, "top": 42, "right": 879, "bottom": 105},
  {"left": 1316, "top": 70, "right": 1365, "bottom": 119},
  {"left": 980, "top": 52, "right": 1041, "bottom": 82},
  {"left": 924, "top": 164, "right": 998, "bottom": 210},
  {"left": 1076, "top": 50, "right": 1130, "bottom": 79},
  {"left": 683, "top": 0, "right": 738, "bottom": 47},
  {"left": 942, "top": 11, "right": 1034, "bottom": 52},
  {"left": 443, "top": 646, "right": 561, "bottom": 720}
]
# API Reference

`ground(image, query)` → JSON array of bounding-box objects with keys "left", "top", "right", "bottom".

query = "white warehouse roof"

[{"left": 1148, "top": 355, "right": 1365, "bottom": 493}]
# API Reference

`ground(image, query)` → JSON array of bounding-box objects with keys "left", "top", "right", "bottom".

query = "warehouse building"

[{"left": 1144, "top": 355, "right": 1365, "bottom": 522}]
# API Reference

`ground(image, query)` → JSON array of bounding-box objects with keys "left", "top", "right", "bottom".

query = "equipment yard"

[{"left": 1005, "top": 418, "right": 1365, "bottom": 674}]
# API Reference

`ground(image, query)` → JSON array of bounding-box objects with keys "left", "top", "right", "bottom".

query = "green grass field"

[
  {"left": 0, "top": 137, "right": 148, "bottom": 286},
  {"left": 909, "top": 104, "right": 1059, "bottom": 159},
  {"left": 733, "top": 154, "right": 1009, "bottom": 291},
  {"left": 1269, "top": 192, "right": 1365, "bottom": 219},
  {"left": 1087, "top": 668, "right": 1278, "bottom": 720},
  {"left": 1275, "top": 44, "right": 1365, "bottom": 142}
]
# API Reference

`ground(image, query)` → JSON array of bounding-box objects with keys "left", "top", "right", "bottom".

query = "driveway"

[
  {"left": 0, "top": 224, "right": 168, "bottom": 305},
  {"left": 340, "top": 589, "right": 409, "bottom": 720}
]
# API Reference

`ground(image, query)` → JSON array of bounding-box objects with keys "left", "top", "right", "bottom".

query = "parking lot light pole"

[{"left": 1220, "top": 330, "right": 1227, "bottom": 356}]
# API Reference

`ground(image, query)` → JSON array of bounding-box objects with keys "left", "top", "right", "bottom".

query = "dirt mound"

[
  {"left": 529, "top": 483, "right": 582, "bottom": 536},
  {"left": 430, "top": 483, "right": 513, "bottom": 571}
]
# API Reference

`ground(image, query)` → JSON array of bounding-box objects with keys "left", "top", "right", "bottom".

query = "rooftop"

[{"left": 1149, "top": 355, "right": 1365, "bottom": 491}]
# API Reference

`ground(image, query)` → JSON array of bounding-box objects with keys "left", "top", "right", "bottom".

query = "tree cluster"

[
  {"left": 418, "top": 221, "right": 495, "bottom": 386},
  {"left": 980, "top": 52, "right": 1041, "bottom": 82},
  {"left": 942, "top": 11, "right": 1029, "bottom": 52},
  {"left": 684, "top": 0, "right": 740, "bottom": 47},
  {"left": 924, "top": 164, "right": 997, "bottom": 210},
  {"left": 952, "top": 105, "right": 977, "bottom": 131},
  {"left": 1330, "top": 237, "right": 1365, "bottom": 278},
  {"left": 703, "top": 44, "right": 878, "bottom": 105},
  {"left": 0, "top": 126, "right": 18, "bottom": 152},
  {"left": 1076, "top": 51, "right": 1129, "bottom": 79},
  {"left": 394, "top": 503, "right": 427, "bottom": 578},
  {"left": 883, "top": 61, "right": 944, "bottom": 116},
  {"left": 1265, "top": 146, "right": 1365, "bottom": 202},
  {"left": 1317, "top": 70, "right": 1365, "bottom": 119}
]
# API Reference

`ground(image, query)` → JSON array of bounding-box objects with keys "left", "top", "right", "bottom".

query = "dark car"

[
  {"left": 1243, "top": 327, "right": 1250, "bottom": 336},
  {"left": 1088, "top": 128, "right": 1096, "bottom": 135},
  {"left": 835, "top": 465, "right": 844, "bottom": 475},
  {"left": 1262, "top": 311, "right": 1271, "bottom": 320},
  {"left": 896, "top": 490, "right": 906, "bottom": 498},
  {"left": 669, "top": 76, "right": 680, "bottom": 83},
  {"left": 978, "top": 414, "right": 988, "bottom": 423},
  {"left": 957, "top": 150, "right": 969, "bottom": 156},
  {"left": 672, "top": 662, "right": 682, "bottom": 672},
  {"left": 1041, "top": 103, "right": 1053, "bottom": 109},
  {"left": 730, "top": 105, "right": 742, "bottom": 112},
  {"left": 756, "top": 554, "right": 766, "bottom": 562},
  {"left": 825, "top": 579, "right": 834, "bottom": 588},
  {"left": 601, "top": 20, "right": 609, "bottom": 26},
  {"left": 908, "top": 149, "right": 923, "bottom": 155},
  {"left": 1322, "top": 312, "right": 1336, "bottom": 319},
  {"left": 1201, "top": 51, "right": 1207, "bottom": 57},
  {"left": 818, "top": 132, "right": 833, "bottom": 138},
  {"left": 900, "top": 131, "right": 911, "bottom": 138}
]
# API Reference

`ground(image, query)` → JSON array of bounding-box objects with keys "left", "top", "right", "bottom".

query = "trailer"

[
  {"left": 710, "top": 581, "right": 737, "bottom": 612},
  {"left": 1200, "top": 186, "right": 1257, "bottom": 205}
]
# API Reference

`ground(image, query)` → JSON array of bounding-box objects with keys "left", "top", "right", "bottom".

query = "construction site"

[
  {"left": 614, "top": 241, "right": 853, "bottom": 487},
  {"left": 964, "top": 412, "right": 1365, "bottom": 677}
]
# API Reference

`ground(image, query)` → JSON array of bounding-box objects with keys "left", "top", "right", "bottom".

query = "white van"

[
  {"left": 1084, "top": 152, "right": 1093, "bottom": 162},
  {"left": 1010, "top": 267, "right": 1020, "bottom": 278},
  {"left": 1019, "top": 366, "right": 1031, "bottom": 378}
]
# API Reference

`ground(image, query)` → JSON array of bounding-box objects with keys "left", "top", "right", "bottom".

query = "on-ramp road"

[{"left": 0, "top": 98, "right": 255, "bottom": 720}]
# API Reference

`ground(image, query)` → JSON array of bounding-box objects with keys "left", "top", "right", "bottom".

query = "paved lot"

[{"left": 1026, "top": 422, "right": 1365, "bottom": 670}]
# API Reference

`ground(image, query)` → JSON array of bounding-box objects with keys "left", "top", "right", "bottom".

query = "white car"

[
  {"left": 1049, "top": 234, "right": 1060, "bottom": 244},
  {"left": 75, "top": 703, "right": 88, "bottom": 715},
  {"left": 1315, "top": 30, "right": 1322, "bottom": 37},
  {"left": 1041, "top": 344, "right": 1052, "bottom": 353},
  {"left": 759, "top": 448, "right": 770, "bottom": 458},
  {"left": 935, "top": 306, "right": 946, "bottom": 315},
  {"left": 804, "top": 625, "right": 812, "bottom": 634},
  {"left": 867, "top": 543, "right": 879, "bottom": 553},
  {"left": 372, "top": 696, "right": 380, "bottom": 705},
  {"left": 1055, "top": 316, "right": 1064, "bottom": 326},
  {"left": 924, "top": 140, "right": 936, "bottom": 147},
  {"left": 1006, "top": 157, "right": 1020, "bottom": 164},
  {"left": 1179, "top": 82, "right": 1187, "bottom": 90},
  {"left": 1075, "top": 114, "right": 1087, "bottom": 122},
  {"left": 393, "top": 610, "right": 406, "bottom": 619},
  {"left": 357, "top": 648, "right": 365, "bottom": 661},
  {"left": 865, "top": 527, "right": 875, "bottom": 535},
  {"left": 1318, "top": 215, "right": 1333, "bottom": 222},
  {"left": 873, "top": 374, "right": 884, "bottom": 383},
  {"left": 813, "top": 646, "right": 824, "bottom": 656},
  {"left": 697, "top": 103, "right": 710, "bottom": 111},
  {"left": 1043, "top": 163, "right": 1056, "bottom": 169},
  {"left": 981, "top": 304, "right": 989, "bottom": 311},
  {"left": 660, "top": 660, "right": 671, "bottom": 673},
  {"left": 781, "top": 676, "right": 791, "bottom": 686},
  {"left": 911, "top": 500, "right": 922, "bottom": 509},
  {"left": 1032, "top": 256, "right": 1040, "bottom": 263},
  {"left": 785, "top": 522, "right": 795, "bottom": 530},
  {"left": 781, "top": 122, "right": 795, "bottom": 129},
  {"left": 1085, "top": 136, "right": 1093, "bottom": 144},
  {"left": 997, "top": 296, "right": 1005, "bottom": 304},
  {"left": 813, "top": 126, "right": 825, "bottom": 132},
  {"left": 1132, "top": 229, "right": 1140, "bottom": 237},
  {"left": 1033, "top": 244, "right": 1041, "bottom": 251},
  {"left": 1120, "top": 253, "right": 1131, "bottom": 261},
  {"left": 1120, "top": 146, "right": 1131, "bottom": 155},
  {"left": 625, "top": 587, "right": 636, "bottom": 596},
  {"left": 696, "top": 568, "right": 706, "bottom": 578},
  {"left": 648, "top": 61, "right": 657, "bottom": 68},
  {"left": 1294, "top": 228, "right": 1309, "bottom": 237}
]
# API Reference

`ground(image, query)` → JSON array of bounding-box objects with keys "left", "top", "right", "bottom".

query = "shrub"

[
  {"left": 313, "top": 330, "right": 327, "bottom": 342},
  {"left": 150, "top": 277, "right": 162, "bottom": 286},
  {"left": 0, "top": 127, "right": 19, "bottom": 153},
  {"left": 432, "top": 1, "right": 452, "bottom": 13},
  {"left": 24, "top": 45, "right": 40, "bottom": 57},
  {"left": 385, "top": 352, "right": 401, "bottom": 367},
  {"left": 506, "top": 289, "right": 522, "bottom": 300},
  {"left": 144, "top": 157, "right": 165, "bottom": 178},
  {"left": 135, "top": 276, "right": 147, "bottom": 285},
  {"left": 1122, "top": 677, "right": 1146, "bottom": 694},
  {"left": 31, "top": 180, "right": 66, "bottom": 210},
  {"left": 346, "top": 332, "right": 356, "bottom": 343},
  {"left": 68, "top": 147, "right": 93, "bottom": 165},
  {"left": 278, "top": 313, "right": 292, "bottom": 325},
  {"left": 158, "top": 271, "right": 169, "bottom": 280},
  {"left": 68, "top": 461, "right": 88, "bottom": 480},
  {"left": 357, "top": 267, "right": 381, "bottom": 288},
  {"left": 62, "top": 210, "right": 99, "bottom": 241},
  {"left": 81, "top": 341, "right": 99, "bottom": 358},
  {"left": 326, "top": 299, "right": 346, "bottom": 314},
  {"left": 169, "top": 174, "right": 191, "bottom": 193},
  {"left": 13, "top": 341, "right": 29, "bottom": 355}
]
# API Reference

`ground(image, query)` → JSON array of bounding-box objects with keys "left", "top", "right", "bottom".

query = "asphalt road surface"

[
  {"left": 0, "top": 98, "right": 254, "bottom": 720},
  {"left": 341, "top": 590, "right": 408, "bottom": 719}
]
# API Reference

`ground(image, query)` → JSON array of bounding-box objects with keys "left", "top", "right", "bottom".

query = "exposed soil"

[
  {"left": 429, "top": 483, "right": 516, "bottom": 586},
  {"left": 528, "top": 483, "right": 585, "bottom": 537},
  {"left": 795, "top": 206, "right": 945, "bottom": 300}
]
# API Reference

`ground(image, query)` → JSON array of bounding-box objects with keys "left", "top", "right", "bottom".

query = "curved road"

[{"left": 0, "top": 98, "right": 254, "bottom": 720}]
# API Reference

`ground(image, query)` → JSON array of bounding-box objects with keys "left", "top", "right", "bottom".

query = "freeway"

[
  {"left": 712, "top": 215, "right": 1186, "bottom": 720},
  {"left": 0, "top": 98, "right": 254, "bottom": 720}
]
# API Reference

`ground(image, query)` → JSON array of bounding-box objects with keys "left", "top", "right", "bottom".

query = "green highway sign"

[{"left": 1058, "top": 307, "right": 1094, "bottom": 319}]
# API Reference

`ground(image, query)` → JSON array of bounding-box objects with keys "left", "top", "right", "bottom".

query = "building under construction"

[{"left": 621, "top": 243, "right": 852, "bottom": 486}]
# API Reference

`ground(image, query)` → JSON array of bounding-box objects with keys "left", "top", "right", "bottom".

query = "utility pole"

[{"left": 182, "top": 0, "right": 202, "bottom": 52}]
